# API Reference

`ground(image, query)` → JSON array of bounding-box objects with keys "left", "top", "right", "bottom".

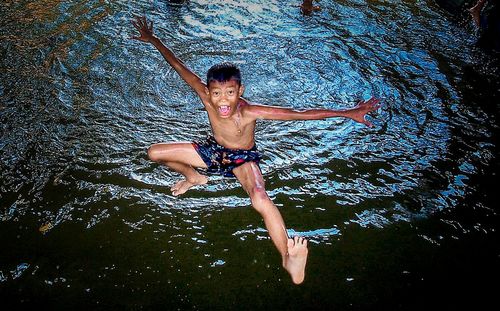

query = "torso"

[{"left": 206, "top": 99, "right": 257, "bottom": 150}]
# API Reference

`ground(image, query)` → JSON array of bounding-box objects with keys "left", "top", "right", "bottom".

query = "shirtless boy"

[
  {"left": 301, "top": 0, "right": 321, "bottom": 15},
  {"left": 131, "top": 16, "right": 381, "bottom": 284},
  {"left": 469, "top": 0, "right": 488, "bottom": 27}
]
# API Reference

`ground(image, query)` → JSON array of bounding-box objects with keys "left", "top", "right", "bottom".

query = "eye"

[
  {"left": 213, "top": 91, "right": 220, "bottom": 96},
  {"left": 227, "top": 90, "right": 234, "bottom": 95}
]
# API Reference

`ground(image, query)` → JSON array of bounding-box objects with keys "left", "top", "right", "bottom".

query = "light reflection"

[{"left": 0, "top": 0, "right": 497, "bottom": 295}]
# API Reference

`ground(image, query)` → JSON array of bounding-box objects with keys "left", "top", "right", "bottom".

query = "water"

[{"left": 1, "top": 0, "right": 499, "bottom": 309}]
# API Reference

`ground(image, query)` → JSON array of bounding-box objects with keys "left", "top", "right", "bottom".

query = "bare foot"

[
  {"left": 170, "top": 175, "right": 208, "bottom": 196},
  {"left": 284, "top": 236, "right": 309, "bottom": 284}
]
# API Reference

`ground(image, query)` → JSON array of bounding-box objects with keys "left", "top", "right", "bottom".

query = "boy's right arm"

[{"left": 131, "top": 16, "right": 208, "bottom": 100}]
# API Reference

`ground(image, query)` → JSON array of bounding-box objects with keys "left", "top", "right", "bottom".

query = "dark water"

[{"left": 1, "top": 0, "right": 499, "bottom": 309}]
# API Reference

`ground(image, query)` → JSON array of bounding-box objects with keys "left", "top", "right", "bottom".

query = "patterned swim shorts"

[{"left": 192, "top": 136, "right": 262, "bottom": 177}]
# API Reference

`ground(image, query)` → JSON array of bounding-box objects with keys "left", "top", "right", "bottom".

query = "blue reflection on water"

[{"left": 0, "top": 1, "right": 498, "bottom": 304}]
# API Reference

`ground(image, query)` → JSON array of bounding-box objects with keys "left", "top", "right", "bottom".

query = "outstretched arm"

[
  {"left": 131, "top": 16, "right": 207, "bottom": 98},
  {"left": 247, "top": 97, "right": 381, "bottom": 127}
]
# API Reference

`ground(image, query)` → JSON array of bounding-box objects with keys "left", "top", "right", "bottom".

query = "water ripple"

[{"left": 1, "top": 1, "right": 498, "bottom": 295}]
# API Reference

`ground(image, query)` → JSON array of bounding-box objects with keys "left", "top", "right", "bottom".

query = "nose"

[{"left": 219, "top": 93, "right": 229, "bottom": 103}]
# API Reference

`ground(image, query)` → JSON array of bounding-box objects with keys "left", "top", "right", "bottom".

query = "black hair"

[{"left": 206, "top": 62, "right": 241, "bottom": 86}]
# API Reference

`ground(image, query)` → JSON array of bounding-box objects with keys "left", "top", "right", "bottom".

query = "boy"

[
  {"left": 131, "top": 16, "right": 381, "bottom": 284},
  {"left": 469, "top": 0, "right": 488, "bottom": 27},
  {"left": 301, "top": 0, "right": 321, "bottom": 15}
]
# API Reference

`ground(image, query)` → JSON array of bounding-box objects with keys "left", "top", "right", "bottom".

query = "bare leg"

[
  {"left": 469, "top": 0, "right": 487, "bottom": 27},
  {"left": 148, "top": 142, "right": 208, "bottom": 196},
  {"left": 233, "top": 162, "right": 309, "bottom": 284}
]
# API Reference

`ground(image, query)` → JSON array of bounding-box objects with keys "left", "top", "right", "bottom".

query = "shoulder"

[{"left": 239, "top": 99, "right": 269, "bottom": 120}]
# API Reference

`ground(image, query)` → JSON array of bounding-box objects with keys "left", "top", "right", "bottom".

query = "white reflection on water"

[{"left": 0, "top": 0, "right": 497, "bottom": 247}]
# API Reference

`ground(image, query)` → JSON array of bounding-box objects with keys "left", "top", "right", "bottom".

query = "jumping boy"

[{"left": 131, "top": 16, "right": 381, "bottom": 284}]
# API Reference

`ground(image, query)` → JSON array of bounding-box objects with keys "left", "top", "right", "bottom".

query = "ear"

[
  {"left": 238, "top": 84, "right": 245, "bottom": 96},
  {"left": 205, "top": 86, "right": 209, "bottom": 95}
]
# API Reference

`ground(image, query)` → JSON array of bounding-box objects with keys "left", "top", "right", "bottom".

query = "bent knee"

[
  {"left": 147, "top": 145, "right": 163, "bottom": 163},
  {"left": 248, "top": 185, "right": 271, "bottom": 207}
]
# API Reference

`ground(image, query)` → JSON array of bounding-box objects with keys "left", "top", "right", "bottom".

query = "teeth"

[{"left": 219, "top": 106, "right": 230, "bottom": 114}]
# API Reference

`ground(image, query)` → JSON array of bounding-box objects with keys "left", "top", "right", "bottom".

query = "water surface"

[{"left": 1, "top": 0, "right": 499, "bottom": 309}]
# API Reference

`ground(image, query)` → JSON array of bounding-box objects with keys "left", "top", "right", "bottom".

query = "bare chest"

[{"left": 209, "top": 115, "right": 256, "bottom": 148}]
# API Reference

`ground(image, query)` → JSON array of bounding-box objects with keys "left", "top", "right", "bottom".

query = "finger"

[
  {"left": 149, "top": 20, "right": 153, "bottom": 31},
  {"left": 131, "top": 20, "right": 139, "bottom": 30},
  {"left": 135, "top": 15, "right": 143, "bottom": 25},
  {"left": 364, "top": 119, "right": 373, "bottom": 127},
  {"left": 369, "top": 100, "right": 381, "bottom": 110},
  {"left": 367, "top": 98, "right": 379, "bottom": 106}
]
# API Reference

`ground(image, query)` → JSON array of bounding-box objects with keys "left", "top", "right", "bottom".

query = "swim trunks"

[{"left": 192, "top": 136, "right": 262, "bottom": 177}]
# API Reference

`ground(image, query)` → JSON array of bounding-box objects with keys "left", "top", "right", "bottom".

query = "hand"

[
  {"left": 131, "top": 16, "right": 155, "bottom": 43},
  {"left": 350, "top": 97, "right": 382, "bottom": 127}
]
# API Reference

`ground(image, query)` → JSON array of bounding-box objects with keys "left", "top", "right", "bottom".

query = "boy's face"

[{"left": 205, "top": 79, "right": 244, "bottom": 118}]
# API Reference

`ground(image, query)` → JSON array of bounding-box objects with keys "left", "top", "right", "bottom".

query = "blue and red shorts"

[{"left": 192, "top": 136, "right": 262, "bottom": 178}]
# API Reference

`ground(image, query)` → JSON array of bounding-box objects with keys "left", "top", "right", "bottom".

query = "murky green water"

[{"left": 1, "top": 0, "right": 499, "bottom": 309}]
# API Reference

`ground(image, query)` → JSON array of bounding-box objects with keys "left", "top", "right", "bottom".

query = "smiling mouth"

[{"left": 218, "top": 105, "right": 231, "bottom": 117}]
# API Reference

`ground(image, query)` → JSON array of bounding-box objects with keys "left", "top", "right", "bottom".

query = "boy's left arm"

[{"left": 246, "top": 97, "right": 381, "bottom": 127}]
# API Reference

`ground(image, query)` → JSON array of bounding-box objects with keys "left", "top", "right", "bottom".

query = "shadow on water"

[{"left": 1, "top": 0, "right": 499, "bottom": 310}]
